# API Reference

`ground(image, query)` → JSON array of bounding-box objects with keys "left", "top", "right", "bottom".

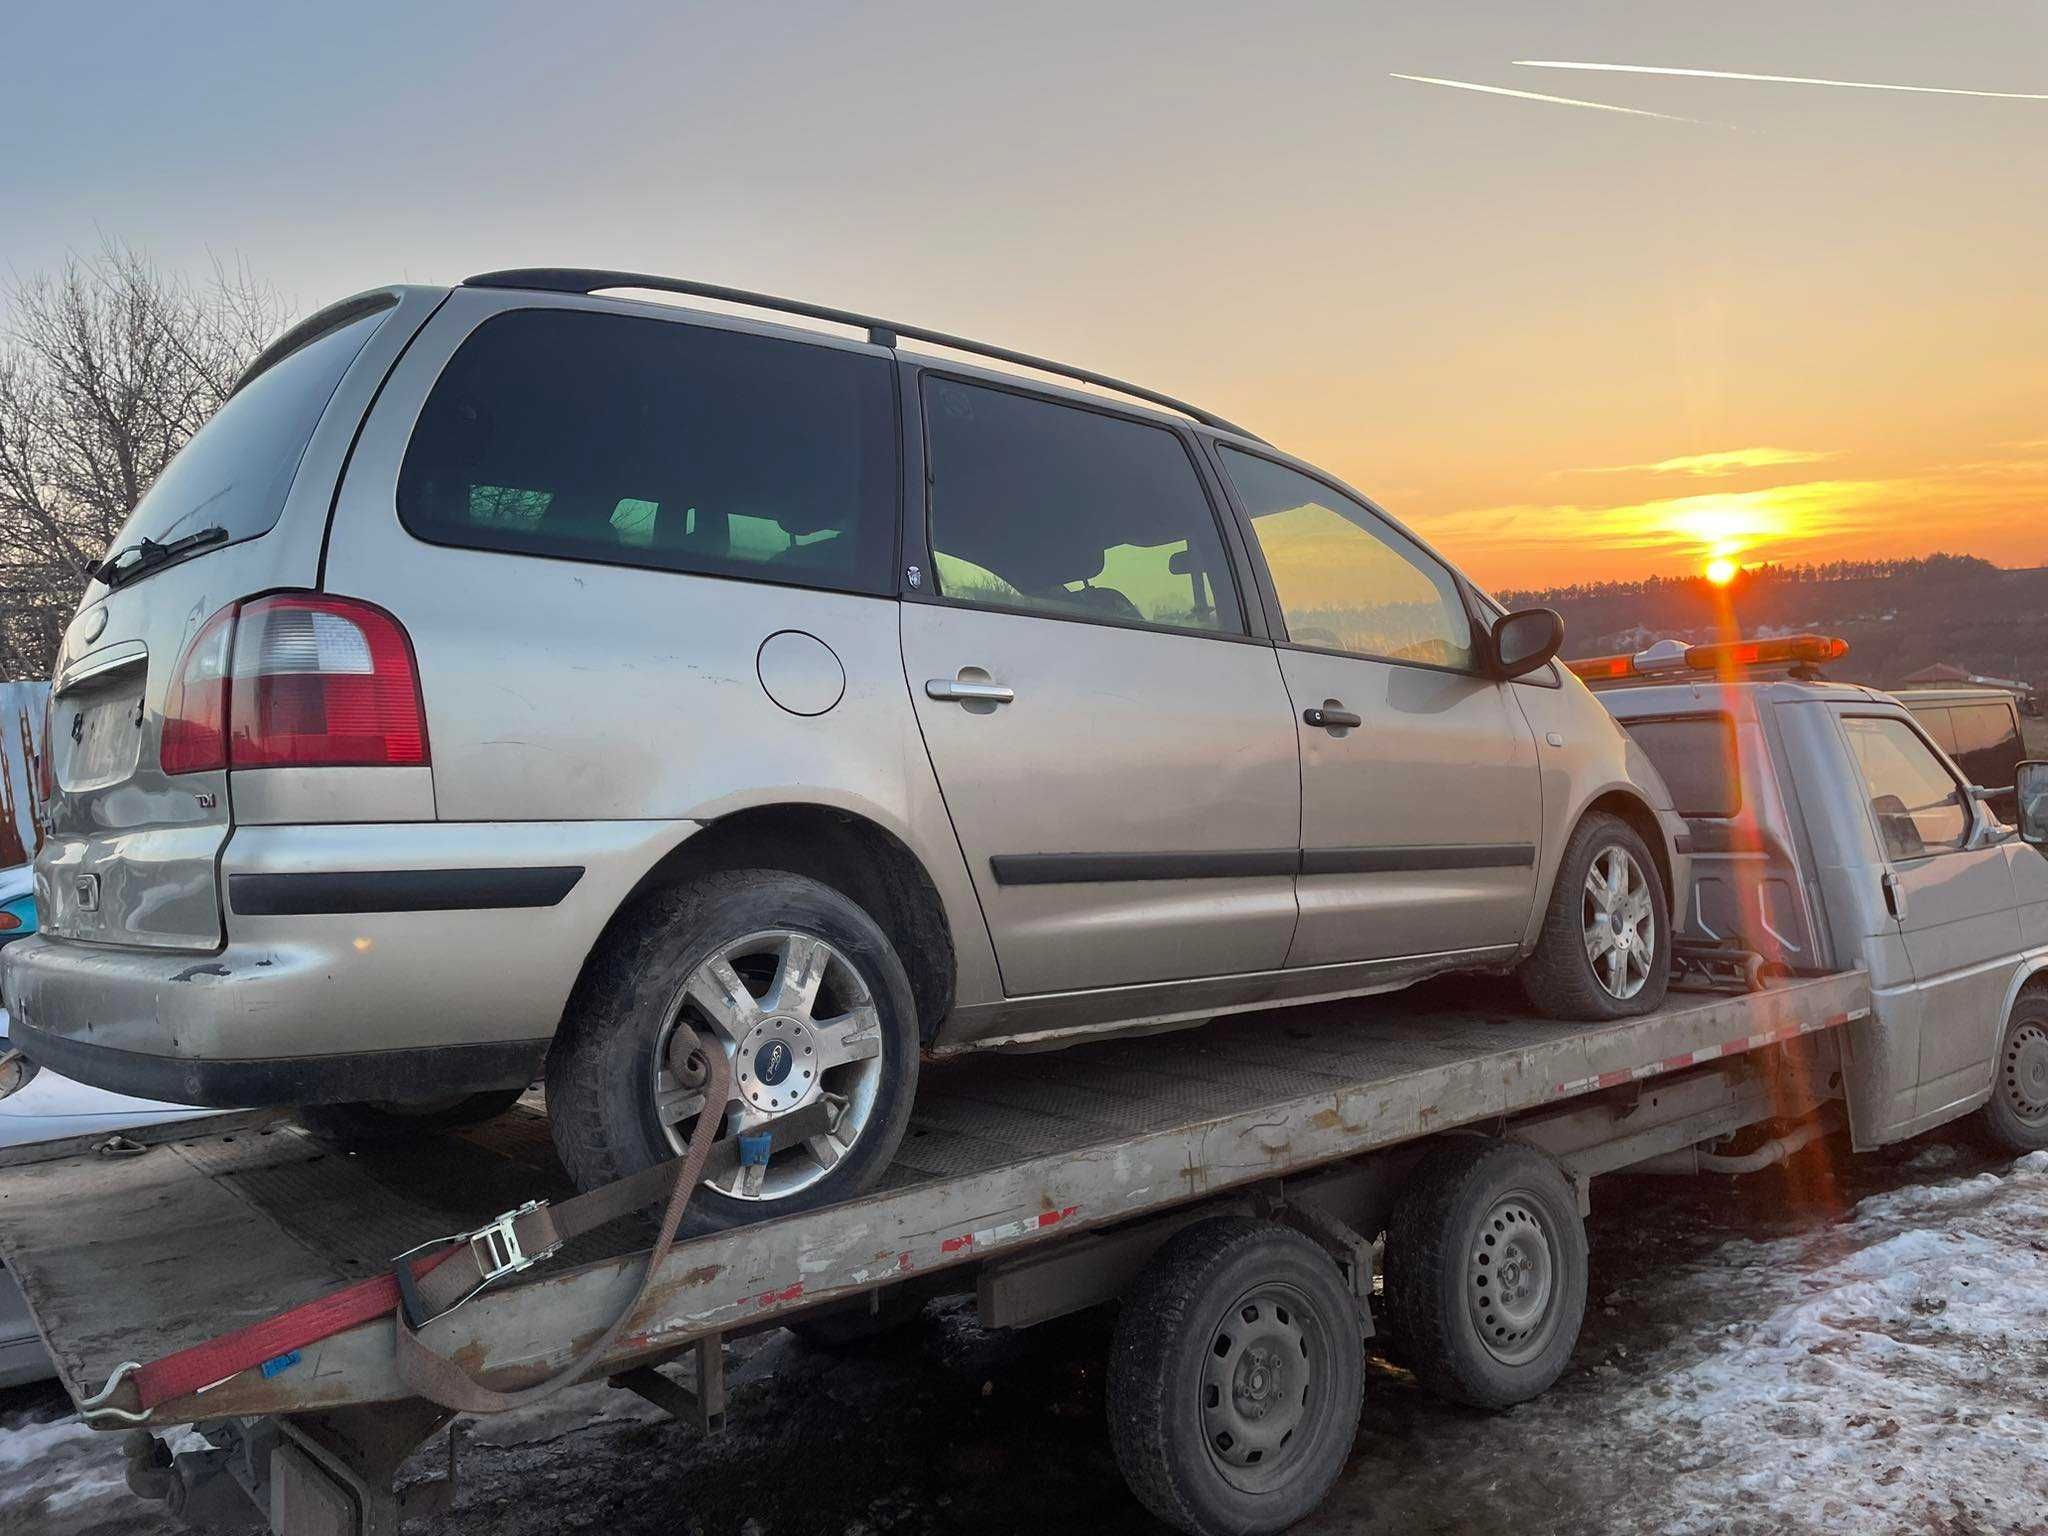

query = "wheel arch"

[{"left": 574, "top": 802, "right": 958, "bottom": 1042}]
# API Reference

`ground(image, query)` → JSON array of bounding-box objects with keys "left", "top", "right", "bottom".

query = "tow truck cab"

[{"left": 1580, "top": 634, "right": 2048, "bottom": 1148}]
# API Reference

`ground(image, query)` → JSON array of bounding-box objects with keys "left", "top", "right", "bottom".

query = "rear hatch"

[{"left": 35, "top": 291, "right": 432, "bottom": 949}]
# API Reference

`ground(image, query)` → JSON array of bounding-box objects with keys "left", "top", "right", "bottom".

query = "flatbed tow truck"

[{"left": 0, "top": 967, "right": 1869, "bottom": 1535}]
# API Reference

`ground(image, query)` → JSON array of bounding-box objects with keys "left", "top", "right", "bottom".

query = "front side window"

[
  {"left": 398, "top": 309, "right": 897, "bottom": 594},
  {"left": 922, "top": 379, "right": 1243, "bottom": 635},
  {"left": 1219, "top": 448, "right": 1474, "bottom": 669},
  {"left": 1841, "top": 715, "right": 1969, "bottom": 859}
]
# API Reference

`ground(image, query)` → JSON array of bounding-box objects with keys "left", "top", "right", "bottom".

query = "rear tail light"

[
  {"left": 160, "top": 606, "right": 237, "bottom": 774},
  {"left": 159, "top": 594, "right": 428, "bottom": 774}
]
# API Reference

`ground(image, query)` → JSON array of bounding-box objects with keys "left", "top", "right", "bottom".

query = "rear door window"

[
  {"left": 1840, "top": 715, "right": 1969, "bottom": 859},
  {"left": 1621, "top": 715, "right": 1742, "bottom": 818},
  {"left": 922, "top": 378, "right": 1243, "bottom": 635},
  {"left": 398, "top": 309, "right": 898, "bottom": 595}
]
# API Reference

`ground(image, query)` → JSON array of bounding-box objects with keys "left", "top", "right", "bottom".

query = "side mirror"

[
  {"left": 2015, "top": 761, "right": 2048, "bottom": 846},
  {"left": 1491, "top": 607, "right": 1565, "bottom": 679}
]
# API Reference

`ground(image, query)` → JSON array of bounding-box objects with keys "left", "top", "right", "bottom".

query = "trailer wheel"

[
  {"left": 1981, "top": 993, "right": 2048, "bottom": 1154},
  {"left": 547, "top": 870, "right": 919, "bottom": 1236},
  {"left": 1382, "top": 1139, "right": 1587, "bottom": 1410},
  {"left": 1109, "top": 1216, "right": 1364, "bottom": 1536},
  {"left": 1520, "top": 811, "right": 1671, "bottom": 1021},
  {"left": 295, "top": 1087, "right": 527, "bottom": 1148}
]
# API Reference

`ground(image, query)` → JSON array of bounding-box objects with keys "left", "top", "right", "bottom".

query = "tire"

[
  {"left": 1382, "top": 1139, "right": 1587, "bottom": 1410},
  {"left": 1109, "top": 1217, "right": 1364, "bottom": 1536},
  {"left": 545, "top": 870, "right": 919, "bottom": 1238},
  {"left": 1980, "top": 992, "right": 2048, "bottom": 1154},
  {"left": 1519, "top": 811, "right": 1671, "bottom": 1021},
  {"left": 296, "top": 1087, "right": 527, "bottom": 1148}
]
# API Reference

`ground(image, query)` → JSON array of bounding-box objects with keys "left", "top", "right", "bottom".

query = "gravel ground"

[{"left": 3, "top": 1132, "right": 2043, "bottom": 1536}]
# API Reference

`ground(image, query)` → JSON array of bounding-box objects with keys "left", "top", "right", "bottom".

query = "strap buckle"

[{"left": 393, "top": 1200, "right": 558, "bottom": 1329}]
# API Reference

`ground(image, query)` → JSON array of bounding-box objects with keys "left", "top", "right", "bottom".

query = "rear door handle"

[
  {"left": 1881, "top": 870, "right": 1907, "bottom": 921},
  {"left": 1303, "top": 705, "right": 1362, "bottom": 731},
  {"left": 926, "top": 678, "right": 1016, "bottom": 705}
]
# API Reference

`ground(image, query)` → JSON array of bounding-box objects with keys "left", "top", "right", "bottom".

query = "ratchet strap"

[{"left": 104, "top": 1036, "right": 825, "bottom": 1418}]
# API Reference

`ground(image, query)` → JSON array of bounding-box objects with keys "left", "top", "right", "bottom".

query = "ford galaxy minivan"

[{"left": 1, "top": 270, "right": 1688, "bottom": 1228}]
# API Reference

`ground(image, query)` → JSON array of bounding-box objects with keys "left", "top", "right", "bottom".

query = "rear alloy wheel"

[
  {"left": 651, "top": 927, "right": 886, "bottom": 1202},
  {"left": 1109, "top": 1217, "right": 1364, "bottom": 1536},
  {"left": 1520, "top": 811, "right": 1671, "bottom": 1021},
  {"left": 1981, "top": 996, "right": 2048, "bottom": 1154},
  {"left": 547, "top": 870, "right": 918, "bottom": 1236}
]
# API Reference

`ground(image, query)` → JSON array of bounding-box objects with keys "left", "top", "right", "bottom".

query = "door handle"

[
  {"left": 1303, "top": 704, "right": 1362, "bottom": 731},
  {"left": 1881, "top": 870, "right": 1907, "bottom": 921},
  {"left": 926, "top": 677, "right": 1015, "bottom": 705}
]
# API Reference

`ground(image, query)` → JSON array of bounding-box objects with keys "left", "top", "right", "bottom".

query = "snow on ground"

[{"left": 1, "top": 1142, "right": 2043, "bottom": 1535}]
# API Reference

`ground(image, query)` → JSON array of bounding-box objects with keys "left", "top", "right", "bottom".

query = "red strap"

[{"left": 131, "top": 1246, "right": 459, "bottom": 1411}]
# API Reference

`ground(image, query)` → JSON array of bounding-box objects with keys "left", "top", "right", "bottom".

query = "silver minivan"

[{"left": 1, "top": 271, "right": 1688, "bottom": 1228}]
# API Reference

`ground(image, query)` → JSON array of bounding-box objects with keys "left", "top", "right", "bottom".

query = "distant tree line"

[
  {"left": 1501, "top": 552, "right": 1999, "bottom": 609},
  {"left": 0, "top": 241, "right": 286, "bottom": 679}
]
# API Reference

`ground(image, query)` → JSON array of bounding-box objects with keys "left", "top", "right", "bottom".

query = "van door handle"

[
  {"left": 1303, "top": 705, "right": 1363, "bottom": 731},
  {"left": 1881, "top": 871, "right": 1907, "bottom": 921},
  {"left": 926, "top": 677, "right": 1015, "bottom": 705}
]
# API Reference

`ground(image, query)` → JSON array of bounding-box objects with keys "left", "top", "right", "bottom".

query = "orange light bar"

[
  {"left": 1685, "top": 634, "right": 1848, "bottom": 670},
  {"left": 1567, "top": 633, "right": 1848, "bottom": 681}
]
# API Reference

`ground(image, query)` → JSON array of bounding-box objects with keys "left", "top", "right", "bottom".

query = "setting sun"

[{"left": 1705, "top": 557, "right": 1738, "bottom": 586}]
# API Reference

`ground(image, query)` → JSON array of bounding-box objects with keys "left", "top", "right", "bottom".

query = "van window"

[
  {"left": 398, "top": 310, "right": 897, "bottom": 595},
  {"left": 1621, "top": 715, "right": 1742, "bottom": 818},
  {"left": 922, "top": 379, "right": 1243, "bottom": 635},
  {"left": 100, "top": 300, "right": 394, "bottom": 583},
  {"left": 1947, "top": 702, "right": 2024, "bottom": 791},
  {"left": 1840, "top": 715, "right": 1969, "bottom": 859},
  {"left": 1218, "top": 448, "right": 1474, "bottom": 670}
]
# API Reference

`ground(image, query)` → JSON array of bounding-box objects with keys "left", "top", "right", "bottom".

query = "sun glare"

[{"left": 1705, "top": 557, "right": 1739, "bottom": 586}]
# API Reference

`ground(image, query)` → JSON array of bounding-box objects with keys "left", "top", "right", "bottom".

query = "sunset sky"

[{"left": 5, "top": 1, "right": 2045, "bottom": 590}]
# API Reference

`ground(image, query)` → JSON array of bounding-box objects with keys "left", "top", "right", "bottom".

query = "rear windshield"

[
  {"left": 101, "top": 300, "right": 394, "bottom": 582},
  {"left": 396, "top": 309, "right": 898, "bottom": 596},
  {"left": 1622, "top": 714, "right": 1742, "bottom": 818},
  {"left": 1905, "top": 700, "right": 2022, "bottom": 790}
]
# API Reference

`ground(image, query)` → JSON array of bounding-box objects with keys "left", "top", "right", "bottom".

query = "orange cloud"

[{"left": 1573, "top": 447, "right": 1842, "bottom": 477}]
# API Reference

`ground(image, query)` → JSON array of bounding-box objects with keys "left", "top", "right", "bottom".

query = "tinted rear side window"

[
  {"left": 398, "top": 309, "right": 897, "bottom": 595},
  {"left": 1622, "top": 715, "right": 1742, "bottom": 818}
]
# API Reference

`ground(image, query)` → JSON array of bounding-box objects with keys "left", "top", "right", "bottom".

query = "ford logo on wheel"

[{"left": 754, "top": 1039, "right": 794, "bottom": 1087}]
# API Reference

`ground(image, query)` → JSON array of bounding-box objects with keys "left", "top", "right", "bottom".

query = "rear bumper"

[
  {"left": 0, "top": 1004, "right": 542, "bottom": 1108},
  {"left": 0, "top": 817, "right": 701, "bottom": 1106}
]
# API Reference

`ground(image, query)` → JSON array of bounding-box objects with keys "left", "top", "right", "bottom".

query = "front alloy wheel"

[{"left": 1583, "top": 844, "right": 1656, "bottom": 1002}]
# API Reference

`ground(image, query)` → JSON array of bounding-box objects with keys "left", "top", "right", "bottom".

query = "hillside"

[{"left": 1500, "top": 555, "right": 2048, "bottom": 693}]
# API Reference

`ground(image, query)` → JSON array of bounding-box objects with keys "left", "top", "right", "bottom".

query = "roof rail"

[{"left": 462, "top": 268, "right": 1262, "bottom": 440}]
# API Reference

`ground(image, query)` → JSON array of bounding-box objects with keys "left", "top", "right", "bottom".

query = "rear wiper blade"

[{"left": 94, "top": 525, "right": 229, "bottom": 587}]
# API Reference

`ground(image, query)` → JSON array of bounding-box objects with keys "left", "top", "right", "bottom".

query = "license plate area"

[{"left": 57, "top": 682, "right": 146, "bottom": 792}]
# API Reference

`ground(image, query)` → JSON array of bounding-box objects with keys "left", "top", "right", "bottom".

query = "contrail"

[
  {"left": 1388, "top": 73, "right": 1722, "bottom": 125},
  {"left": 1517, "top": 60, "right": 2048, "bottom": 101}
]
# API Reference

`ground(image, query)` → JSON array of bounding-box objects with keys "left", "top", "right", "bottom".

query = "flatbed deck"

[{"left": 0, "top": 971, "right": 1866, "bottom": 1430}]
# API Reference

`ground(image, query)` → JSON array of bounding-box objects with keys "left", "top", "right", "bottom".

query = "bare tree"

[{"left": 0, "top": 241, "right": 287, "bottom": 678}]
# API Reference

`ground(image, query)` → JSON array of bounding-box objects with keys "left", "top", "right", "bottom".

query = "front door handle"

[
  {"left": 1881, "top": 870, "right": 1907, "bottom": 921},
  {"left": 926, "top": 677, "right": 1016, "bottom": 705},
  {"left": 1303, "top": 704, "right": 1363, "bottom": 731}
]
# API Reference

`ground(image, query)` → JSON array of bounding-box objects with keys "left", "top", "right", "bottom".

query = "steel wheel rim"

[
  {"left": 1200, "top": 1281, "right": 1327, "bottom": 1494},
  {"left": 1583, "top": 844, "right": 1654, "bottom": 1000},
  {"left": 2002, "top": 1021, "right": 2048, "bottom": 1126},
  {"left": 1467, "top": 1194, "right": 1561, "bottom": 1367},
  {"left": 651, "top": 927, "right": 884, "bottom": 1201}
]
